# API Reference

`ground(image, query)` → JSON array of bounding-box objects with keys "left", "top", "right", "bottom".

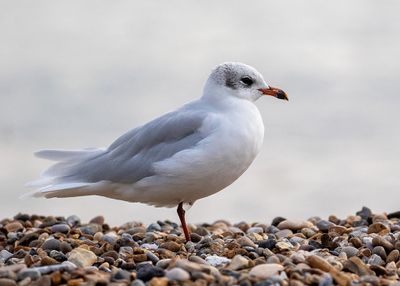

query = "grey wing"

[{"left": 44, "top": 108, "right": 207, "bottom": 184}]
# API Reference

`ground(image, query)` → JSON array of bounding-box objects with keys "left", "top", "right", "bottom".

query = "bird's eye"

[{"left": 240, "top": 77, "right": 254, "bottom": 86}]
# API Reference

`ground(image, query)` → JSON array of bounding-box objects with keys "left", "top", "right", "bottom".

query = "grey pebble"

[
  {"left": 66, "top": 215, "right": 80, "bottom": 227},
  {"left": 316, "top": 220, "right": 334, "bottom": 232},
  {"left": 340, "top": 246, "right": 359, "bottom": 258},
  {"left": 17, "top": 269, "right": 41, "bottom": 280},
  {"left": 147, "top": 223, "right": 162, "bottom": 232},
  {"left": 146, "top": 251, "right": 160, "bottom": 264},
  {"left": 247, "top": 227, "right": 264, "bottom": 234},
  {"left": 41, "top": 239, "right": 61, "bottom": 251},
  {"left": 372, "top": 246, "right": 387, "bottom": 260},
  {"left": 50, "top": 224, "right": 70, "bottom": 234},
  {"left": 368, "top": 254, "right": 385, "bottom": 266},
  {"left": 49, "top": 250, "right": 67, "bottom": 261},
  {"left": 0, "top": 249, "right": 13, "bottom": 262}
]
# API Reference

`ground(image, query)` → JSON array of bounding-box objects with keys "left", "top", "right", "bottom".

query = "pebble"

[
  {"left": 277, "top": 220, "right": 313, "bottom": 231},
  {"left": 247, "top": 226, "right": 264, "bottom": 234},
  {"left": 165, "top": 268, "right": 190, "bottom": 281},
  {"left": 66, "top": 215, "right": 80, "bottom": 227},
  {"left": 159, "top": 241, "right": 181, "bottom": 252},
  {"left": 236, "top": 236, "right": 256, "bottom": 248},
  {"left": 68, "top": 248, "right": 97, "bottom": 267},
  {"left": 227, "top": 255, "right": 249, "bottom": 270},
  {"left": 136, "top": 264, "right": 165, "bottom": 282},
  {"left": 17, "top": 269, "right": 41, "bottom": 280},
  {"left": 1, "top": 208, "right": 400, "bottom": 285},
  {"left": 41, "top": 239, "right": 61, "bottom": 251},
  {"left": 50, "top": 224, "right": 70, "bottom": 234},
  {"left": 249, "top": 263, "right": 284, "bottom": 279},
  {"left": 4, "top": 221, "right": 24, "bottom": 232},
  {"left": 205, "top": 255, "right": 231, "bottom": 267},
  {"left": 275, "top": 229, "right": 293, "bottom": 239},
  {"left": 340, "top": 246, "right": 359, "bottom": 258}
]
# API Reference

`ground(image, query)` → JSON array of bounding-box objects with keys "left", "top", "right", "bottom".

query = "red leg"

[{"left": 177, "top": 202, "right": 191, "bottom": 242}]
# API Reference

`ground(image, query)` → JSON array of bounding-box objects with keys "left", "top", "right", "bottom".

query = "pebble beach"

[{"left": 1, "top": 207, "right": 400, "bottom": 286}]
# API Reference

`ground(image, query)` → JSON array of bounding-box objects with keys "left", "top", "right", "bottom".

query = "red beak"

[{"left": 258, "top": 86, "right": 288, "bottom": 101}]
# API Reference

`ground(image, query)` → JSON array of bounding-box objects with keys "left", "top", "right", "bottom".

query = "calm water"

[{"left": 1, "top": 1, "right": 399, "bottom": 225}]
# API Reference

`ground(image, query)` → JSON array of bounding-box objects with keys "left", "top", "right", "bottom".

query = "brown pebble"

[
  {"left": 0, "top": 278, "right": 17, "bottom": 286},
  {"left": 387, "top": 249, "right": 400, "bottom": 263},
  {"left": 349, "top": 237, "right": 362, "bottom": 248},
  {"left": 160, "top": 241, "right": 182, "bottom": 252},
  {"left": 367, "top": 222, "right": 390, "bottom": 234},
  {"left": 41, "top": 256, "right": 59, "bottom": 265},
  {"left": 5, "top": 221, "right": 24, "bottom": 232},
  {"left": 372, "top": 236, "right": 394, "bottom": 252},
  {"left": 67, "top": 278, "right": 85, "bottom": 286},
  {"left": 343, "top": 256, "right": 374, "bottom": 276},
  {"left": 89, "top": 215, "right": 105, "bottom": 225}
]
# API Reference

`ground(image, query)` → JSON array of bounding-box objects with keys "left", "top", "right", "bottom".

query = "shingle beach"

[{"left": 1, "top": 207, "right": 400, "bottom": 286}]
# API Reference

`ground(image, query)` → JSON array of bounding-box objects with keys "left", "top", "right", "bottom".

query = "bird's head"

[{"left": 203, "top": 62, "right": 288, "bottom": 102}]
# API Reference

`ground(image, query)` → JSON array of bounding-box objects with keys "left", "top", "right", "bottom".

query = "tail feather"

[
  {"left": 35, "top": 148, "right": 104, "bottom": 161},
  {"left": 25, "top": 148, "right": 107, "bottom": 199}
]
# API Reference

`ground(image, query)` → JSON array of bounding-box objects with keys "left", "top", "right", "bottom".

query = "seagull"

[{"left": 27, "top": 62, "right": 288, "bottom": 241}]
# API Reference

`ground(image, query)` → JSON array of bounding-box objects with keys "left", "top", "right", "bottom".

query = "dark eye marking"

[{"left": 240, "top": 77, "right": 254, "bottom": 86}]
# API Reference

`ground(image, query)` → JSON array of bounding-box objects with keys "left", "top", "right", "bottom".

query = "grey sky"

[{"left": 1, "top": 1, "right": 399, "bottom": 225}]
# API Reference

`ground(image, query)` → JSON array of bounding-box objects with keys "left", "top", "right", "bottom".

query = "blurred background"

[{"left": 1, "top": 1, "right": 399, "bottom": 225}]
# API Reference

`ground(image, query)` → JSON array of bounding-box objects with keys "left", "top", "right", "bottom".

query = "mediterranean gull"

[{"left": 27, "top": 62, "right": 288, "bottom": 241}]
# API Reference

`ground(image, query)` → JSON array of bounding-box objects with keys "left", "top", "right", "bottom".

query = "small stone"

[
  {"left": 277, "top": 220, "right": 313, "bottom": 231},
  {"left": 316, "top": 220, "right": 334, "bottom": 232},
  {"left": 343, "top": 256, "right": 374, "bottom": 276},
  {"left": 5, "top": 221, "right": 24, "bottom": 232},
  {"left": 372, "top": 246, "right": 387, "bottom": 260},
  {"left": 66, "top": 215, "right": 81, "bottom": 227},
  {"left": 276, "top": 241, "right": 293, "bottom": 251},
  {"left": 60, "top": 242, "right": 72, "bottom": 254},
  {"left": 356, "top": 206, "right": 372, "bottom": 220},
  {"left": 249, "top": 263, "right": 284, "bottom": 280},
  {"left": 205, "top": 255, "right": 231, "bottom": 267},
  {"left": 227, "top": 255, "right": 249, "bottom": 270},
  {"left": 112, "top": 269, "right": 131, "bottom": 281},
  {"left": 275, "top": 229, "right": 293, "bottom": 239},
  {"left": 41, "top": 239, "right": 61, "bottom": 251},
  {"left": 367, "top": 222, "right": 390, "bottom": 234},
  {"left": 387, "top": 249, "right": 399, "bottom": 263},
  {"left": 17, "top": 269, "right": 41, "bottom": 280},
  {"left": 148, "top": 277, "right": 168, "bottom": 286},
  {"left": 372, "top": 236, "right": 394, "bottom": 252},
  {"left": 368, "top": 254, "right": 385, "bottom": 266},
  {"left": 340, "top": 246, "right": 358, "bottom": 258},
  {"left": 189, "top": 233, "right": 202, "bottom": 242},
  {"left": 50, "top": 224, "right": 70, "bottom": 234},
  {"left": 41, "top": 256, "right": 59, "bottom": 265},
  {"left": 271, "top": 216, "right": 286, "bottom": 226},
  {"left": 166, "top": 267, "right": 190, "bottom": 281},
  {"left": 49, "top": 250, "right": 67, "bottom": 261},
  {"left": 136, "top": 264, "right": 165, "bottom": 282},
  {"left": 257, "top": 239, "right": 276, "bottom": 250},
  {"left": 89, "top": 215, "right": 105, "bottom": 225},
  {"left": 236, "top": 236, "right": 256, "bottom": 248},
  {"left": 0, "top": 278, "right": 17, "bottom": 286},
  {"left": 147, "top": 223, "right": 162, "bottom": 232},
  {"left": 159, "top": 241, "right": 181, "bottom": 252},
  {"left": 247, "top": 227, "right": 264, "bottom": 234},
  {"left": 146, "top": 252, "right": 160, "bottom": 264},
  {"left": 68, "top": 248, "right": 97, "bottom": 267},
  {"left": 0, "top": 249, "right": 13, "bottom": 261},
  {"left": 79, "top": 224, "right": 102, "bottom": 235}
]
